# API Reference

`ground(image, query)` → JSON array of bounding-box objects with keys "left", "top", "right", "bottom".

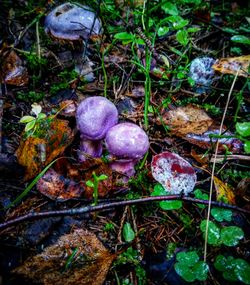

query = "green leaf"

[
  {"left": 176, "top": 30, "right": 189, "bottom": 46},
  {"left": 200, "top": 220, "right": 221, "bottom": 246},
  {"left": 161, "top": 2, "right": 179, "bottom": 15},
  {"left": 211, "top": 208, "right": 232, "bottom": 222},
  {"left": 20, "top": 115, "right": 35, "bottom": 123},
  {"left": 86, "top": 180, "right": 94, "bottom": 188},
  {"left": 175, "top": 251, "right": 208, "bottom": 282},
  {"left": 214, "top": 255, "right": 229, "bottom": 272},
  {"left": 151, "top": 184, "right": 182, "bottom": 210},
  {"left": 123, "top": 222, "right": 135, "bottom": 242},
  {"left": 192, "top": 261, "right": 209, "bottom": 281},
  {"left": 244, "top": 141, "right": 250, "bottom": 154},
  {"left": 220, "top": 226, "right": 244, "bottom": 246},
  {"left": 231, "top": 35, "right": 250, "bottom": 45},
  {"left": 157, "top": 26, "right": 170, "bottom": 37},
  {"left": 25, "top": 120, "right": 36, "bottom": 132},
  {"left": 97, "top": 174, "right": 108, "bottom": 181},
  {"left": 236, "top": 122, "right": 250, "bottom": 137},
  {"left": 175, "top": 262, "right": 196, "bottom": 282},
  {"left": 176, "top": 251, "right": 199, "bottom": 264},
  {"left": 194, "top": 189, "right": 208, "bottom": 209},
  {"left": 114, "top": 32, "right": 134, "bottom": 41},
  {"left": 166, "top": 16, "right": 189, "bottom": 30},
  {"left": 233, "top": 259, "right": 250, "bottom": 284},
  {"left": 37, "top": 113, "right": 47, "bottom": 120},
  {"left": 187, "top": 27, "right": 200, "bottom": 33}
]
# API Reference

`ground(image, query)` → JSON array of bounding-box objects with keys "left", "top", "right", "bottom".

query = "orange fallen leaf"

[
  {"left": 13, "top": 228, "right": 116, "bottom": 285},
  {"left": 212, "top": 55, "right": 250, "bottom": 78},
  {"left": 213, "top": 176, "right": 235, "bottom": 205},
  {"left": 160, "top": 104, "right": 213, "bottom": 136},
  {"left": 16, "top": 118, "right": 74, "bottom": 181}
]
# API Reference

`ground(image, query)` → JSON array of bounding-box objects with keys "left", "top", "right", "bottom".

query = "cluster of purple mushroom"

[{"left": 76, "top": 96, "right": 149, "bottom": 178}]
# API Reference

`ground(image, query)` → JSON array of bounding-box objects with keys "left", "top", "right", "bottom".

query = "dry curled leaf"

[
  {"left": 13, "top": 228, "right": 116, "bottom": 285},
  {"left": 0, "top": 49, "right": 28, "bottom": 86},
  {"left": 16, "top": 118, "right": 74, "bottom": 181},
  {"left": 212, "top": 55, "right": 250, "bottom": 78},
  {"left": 160, "top": 104, "right": 213, "bottom": 136}
]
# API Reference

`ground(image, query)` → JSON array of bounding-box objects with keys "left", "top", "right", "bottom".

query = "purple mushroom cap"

[
  {"left": 76, "top": 96, "right": 118, "bottom": 161},
  {"left": 76, "top": 96, "right": 118, "bottom": 140},
  {"left": 44, "top": 3, "right": 102, "bottom": 41},
  {"left": 105, "top": 123, "right": 149, "bottom": 159}
]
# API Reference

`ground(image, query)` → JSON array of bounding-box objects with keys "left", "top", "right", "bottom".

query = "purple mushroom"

[
  {"left": 105, "top": 122, "right": 149, "bottom": 178},
  {"left": 44, "top": 3, "right": 102, "bottom": 41},
  {"left": 76, "top": 96, "right": 118, "bottom": 161}
]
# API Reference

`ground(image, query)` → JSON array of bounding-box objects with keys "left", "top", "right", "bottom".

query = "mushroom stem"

[
  {"left": 78, "top": 139, "right": 103, "bottom": 161},
  {"left": 109, "top": 159, "right": 137, "bottom": 178}
]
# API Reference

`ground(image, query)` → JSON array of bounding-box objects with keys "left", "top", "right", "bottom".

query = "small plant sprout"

[
  {"left": 20, "top": 103, "right": 47, "bottom": 136},
  {"left": 76, "top": 96, "right": 118, "bottom": 161},
  {"left": 86, "top": 172, "right": 108, "bottom": 206}
]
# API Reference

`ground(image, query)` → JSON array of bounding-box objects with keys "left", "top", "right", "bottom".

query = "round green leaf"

[
  {"left": 174, "top": 262, "right": 196, "bottom": 282},
  {"left": 211, "top": 208, "right": 232, "bottom": 222},
  {"left": 244, "top": 141, "right": 250, "bottom": 154},
  {"left": 214, "top": 255, "right": 228, "bottom": 272},
  {"left": 176, "top": 251, "right": 199, "bottom": 264},
  {"left": 236, "top": 122, "right": 250, "bottom": 137},
  {"left": 200, "top": 220, "right": 221, "bottom": 246},
  {"left": 176, "top": 30, "right": 189, "bottom": 46},
  {"left": 193, "top": 261, "right": 209, "bottom": 281},
  {"left": 233, "top": 259, "right": 250, "bottom": 284},
  {"left": 223, "top": 270, "right": 238, "bottom": 282},
  {"left": 123, "top": 222, "right": 135, "bottom": 242},
  {"left": 194, "top": 189, "right": 208, "bottom": 209},
  {"left": 160, "top": 200, "right": 182, "bottom": 210},
  {"left": 231, "top": 35, "right": 250, "bottom": 45},
  {"left": 86, "top": 180, "right": 94, "bottom": 188},
  {"left": 220, "top": 226, "right": 244, "bottom": 246}
]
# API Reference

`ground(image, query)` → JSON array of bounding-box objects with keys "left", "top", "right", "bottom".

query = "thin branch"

[{"left": 0, "top": 195, "right": 249, "bottom": 231}]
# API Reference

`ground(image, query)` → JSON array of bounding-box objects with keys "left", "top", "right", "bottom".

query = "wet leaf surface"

[{"left": 13, "top": 228, "right": 116, "bottom": 285}]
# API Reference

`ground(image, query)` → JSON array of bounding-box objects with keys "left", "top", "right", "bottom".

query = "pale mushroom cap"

[
  {"left": 76, "top": 96, "right": 118, "bottom": 140},
  {"left": 44, "top": 3, "right": 102, "bottom": 41},
  {"left": 105, "top": 123, "right": 149, "bottom": 159}
]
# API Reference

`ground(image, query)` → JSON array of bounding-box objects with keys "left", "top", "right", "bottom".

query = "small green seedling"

[
  {"left": 214, "top": 255, "right": 250, "bottom": 284},
  {"left": 200, "top": 220, "right": 244, "bottom": 246},
  {"left": 151, "top": 184, "right": 182, "bottom": 210},
  {"left": 86, "top": 172, "right": 108, "bottom": 206},
  {"left": 174, "top": 251, "right": 209, "bottom": 282},
  {"left": 123, "top": 222, "right": 135, "bottom": 242},
  {"left": 20, "top": 103, "right": 47, "bottom": 136}
]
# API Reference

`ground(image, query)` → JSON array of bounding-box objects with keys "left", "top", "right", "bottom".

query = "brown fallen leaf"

[
  {"left": 159, "top": 104, "right": 213, "bottom": 136},
  {"left": 16, "top": 118, "right": 74, "bottom": 181},
  {"left": 214, "top": 176, "right": 235, "bottom": 205},
  {"left": 36, "top": 168, "right": 85, "bottom": 201},
  {"left": 0, "top": 49, "right": 29, "bottom": 86},
  {"left": 212, "top": 55, "right": 250, "bottom": 78},
  {"left": 13, "top": 228, "right": 116, "bottom": 285}
]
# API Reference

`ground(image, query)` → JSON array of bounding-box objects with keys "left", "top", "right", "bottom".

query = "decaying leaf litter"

[{"left": 0, "top": 1, "right": 250, "bottom": 284}]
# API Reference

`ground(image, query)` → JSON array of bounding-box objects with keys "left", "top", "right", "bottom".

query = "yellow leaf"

[
  {"left": 213, "top": 176, "right": 235, "bottom": 205},
  {"left": 212, "top": 55, "right": 250, "bottom": 78}
]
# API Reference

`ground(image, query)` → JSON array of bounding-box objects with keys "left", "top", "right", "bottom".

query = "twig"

[
  {"left": 0, "top": 195, "right": 249, "bottom": 231},
  {"left": 203, "top": 68, "right": 240, "bottom": 262}
]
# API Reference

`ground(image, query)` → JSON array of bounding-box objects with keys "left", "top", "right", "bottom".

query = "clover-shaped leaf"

[
  {"left": 220, "top": 226, "right": 244, "bottom": 246},
  {"left": 200, "top": 220, "right": 221, "bottom": 246},
  {"left": 211, "top": 208, "right": 232, "bottom": 222}
]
